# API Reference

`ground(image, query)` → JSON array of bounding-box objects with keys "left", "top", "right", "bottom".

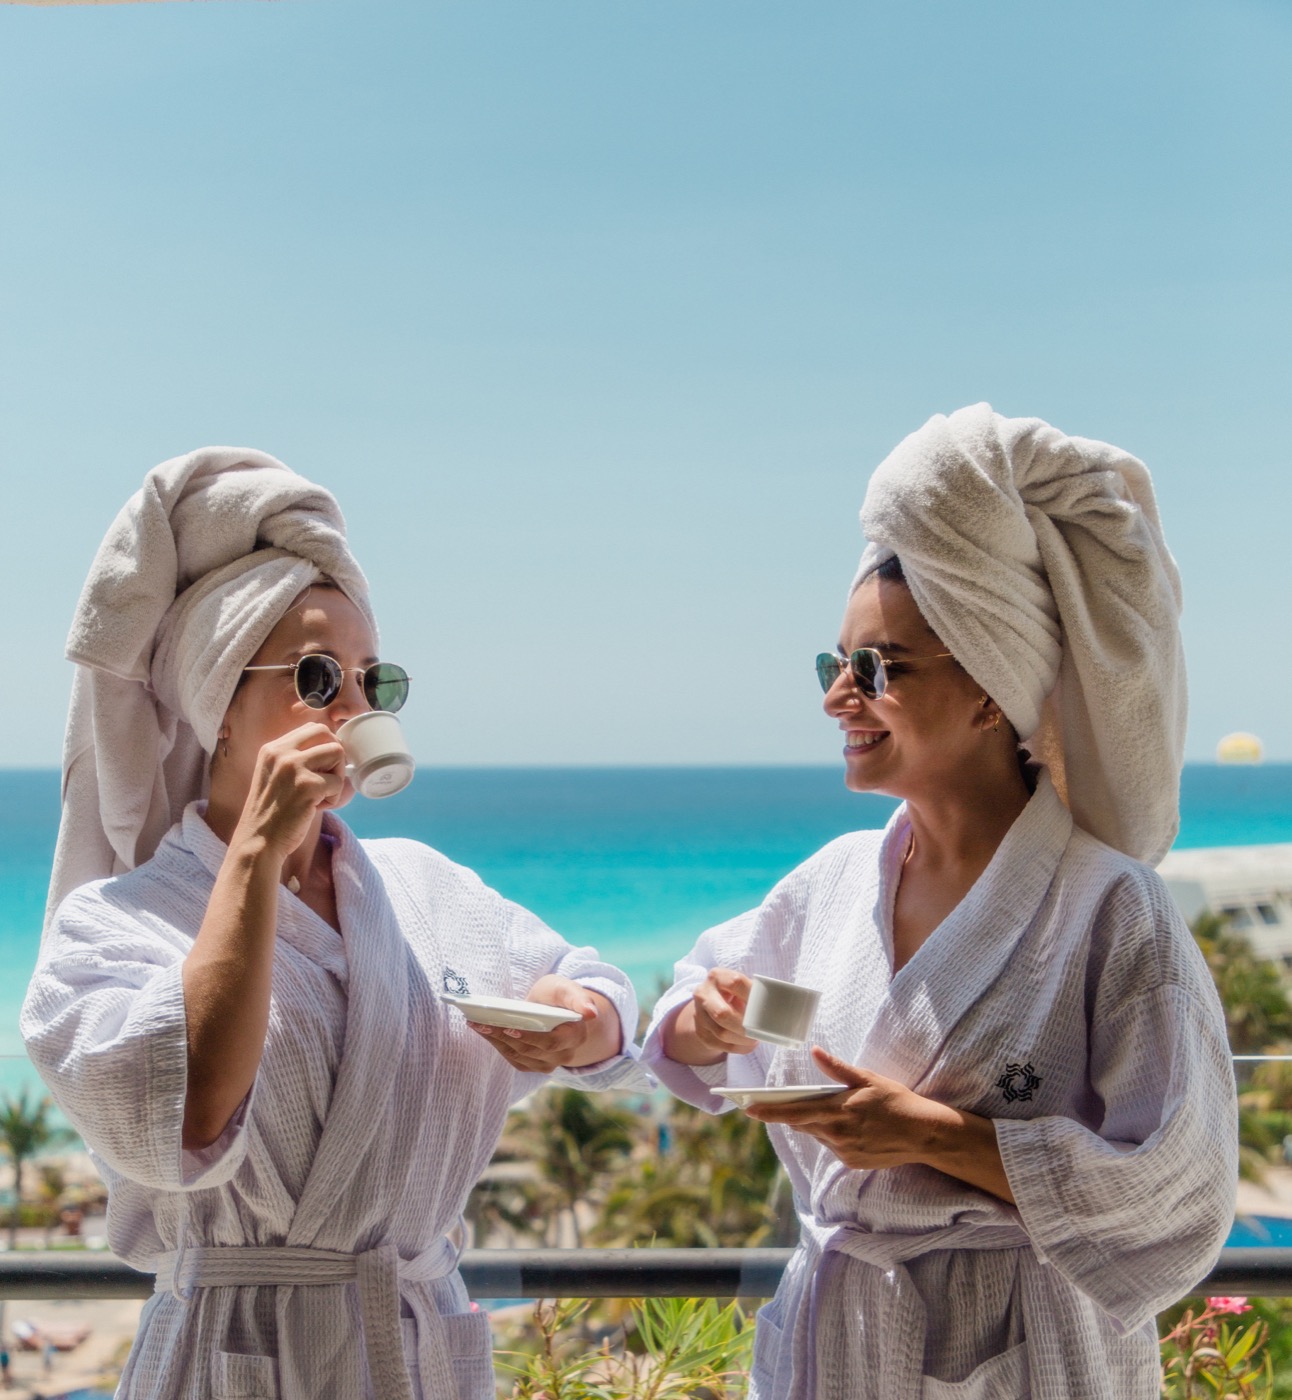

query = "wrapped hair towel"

[
  {"left": 45, "top": 448, "right": 373, "bottom": 937},
  {"left": 853, "top": 403, "right": 1185, "bottom": 866}
]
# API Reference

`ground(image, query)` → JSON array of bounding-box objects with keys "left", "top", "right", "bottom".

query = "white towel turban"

[
  {"left": 45, "top": 447, "right": 374, "bottom": 935},
  {"left": 852, "top": 403, "right": 1186, "bottom": 866}
]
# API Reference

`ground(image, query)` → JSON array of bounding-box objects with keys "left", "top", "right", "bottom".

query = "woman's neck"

[
  {"left": 280, "top": 814, "right": 329, "bottom": 892},
  {"left": 202, "top": 780, "right": 328, "bottom": 892},
  {"left": 888, "top": 762, "right": 1033, "bottom": 973},
  {"left": 901, "top": 763, "right": 1032, "bottom": 875}
]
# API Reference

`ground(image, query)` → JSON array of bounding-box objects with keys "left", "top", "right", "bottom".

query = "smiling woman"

[
  {"left": 19, "top": 449, "right": 642, "bottom": 1400},
  {"left": 645, "top": 404, "right": 1238, "bottom": 1400}
]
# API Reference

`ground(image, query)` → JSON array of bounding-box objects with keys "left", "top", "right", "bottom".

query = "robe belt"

[
  {"left": 793, "top": 1217, "right": 1034, "bottom": 1400},
  {"left": 153, "top": 1237, "right": 463, "bottom": 1400}
]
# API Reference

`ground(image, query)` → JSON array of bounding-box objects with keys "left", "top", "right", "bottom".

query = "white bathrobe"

[
  {"left": 644, "top": 775, "right": 1237, "bottom": 1400},
  {"left": 22, "top": 806, "right": 643, "bottom": 1400}
]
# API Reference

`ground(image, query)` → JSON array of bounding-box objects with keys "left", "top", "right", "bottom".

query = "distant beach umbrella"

[{"left": 1217, "top": 732, "right": 1264, "bottom": 764}]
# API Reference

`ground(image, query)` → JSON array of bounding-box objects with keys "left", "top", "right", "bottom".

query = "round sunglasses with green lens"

[{"left": 243, "top": 654, "right": 411, "bottom": 713}]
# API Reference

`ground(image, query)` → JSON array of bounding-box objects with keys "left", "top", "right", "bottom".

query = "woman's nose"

[
  {"left": 822, "top": 673, "right": 860, "bottom": 719},
  {"left": 328, "top": 670, "right": 369, "bottom": 723}
]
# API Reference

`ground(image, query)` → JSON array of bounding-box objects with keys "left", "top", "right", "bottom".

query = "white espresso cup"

[
  {"left": 336, "top": 712, "right": 415, "bottom": 799},
  {"left": 743, "top": 974, "right": 821, "bottom": 1047}
]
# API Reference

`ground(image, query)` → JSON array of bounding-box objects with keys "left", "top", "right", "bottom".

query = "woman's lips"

[{"left": 844, "top": 730, "right": 889, "bottom": 752}]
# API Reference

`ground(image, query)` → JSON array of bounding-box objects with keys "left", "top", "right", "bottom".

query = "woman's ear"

[{"left": 977, "top": 693, "right": 1003, "bottom": 734}]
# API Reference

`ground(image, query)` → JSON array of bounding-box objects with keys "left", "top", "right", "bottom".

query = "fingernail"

[{"left": 506, "top": 1028, "right": 523, "bottom": 1038}]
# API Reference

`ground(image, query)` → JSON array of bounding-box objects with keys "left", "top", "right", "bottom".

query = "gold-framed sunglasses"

[
  {"left": 815, "top": 647, "right": 954, "bottom": 700},
  {"left": 243, "top": 654, "right": 411, "bottom": 713}
]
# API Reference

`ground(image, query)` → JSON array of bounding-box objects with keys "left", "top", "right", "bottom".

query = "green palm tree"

[
  {"left": 1193, "top": 911, "right": 1292, "bottom": 1054},
  {"left": 491, "top": 1087, "right": 636, "bottom": 1247},
  {"left": 593, "top": 1099, "right": 792, "bottom": 1249},
  {"left": 0, "top": 1090, "right": 73, "bottom": 1250}
]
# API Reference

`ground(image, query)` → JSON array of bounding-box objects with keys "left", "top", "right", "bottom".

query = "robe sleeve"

[
  {"left": 500, "top": 898, "right": 649, "bottom": 1096},
  {"left": 995, "top": 878, "right": 1238, "bottom": 1332},
  {"left": 641, "top": 844, "right": 836, "bottom": 1111},
  {"left": 21, "top": 886, "right": 250, "bottom": 1193},
  {"left": 641, "top": 915, "right": 759, "bottom": 1114}
]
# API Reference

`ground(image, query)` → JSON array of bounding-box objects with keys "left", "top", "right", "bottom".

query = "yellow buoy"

[{"left": 1217, "top": 732, "right": 1263, "bottom": 764}]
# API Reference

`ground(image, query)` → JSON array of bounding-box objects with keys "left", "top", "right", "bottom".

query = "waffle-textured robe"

[
  {"left": 644, "top": 775, "right": 1237, "bottom": 1399},
  {"left": 23, "top": 805, "right": 642, "bottom": 1400}
]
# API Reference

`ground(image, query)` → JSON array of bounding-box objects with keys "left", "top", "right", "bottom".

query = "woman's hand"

[
  {"left": 661, "top": 968, "right": 759, "bottom": 1066},
  {"left": 745, "top": 1047, "right": 938, "bottom": 1167},
  {"left": 183, "top": 723, "right": 345, "bottom": 1150},
  {"left": 746, "top": 1047, "right": 1015, "bottom": 1203},
  {"left": 468, "top": 974, "right": 622, "bottom": 1072},
  {"left": 231, "top": 723, "right": 346, "bottom": 861}
]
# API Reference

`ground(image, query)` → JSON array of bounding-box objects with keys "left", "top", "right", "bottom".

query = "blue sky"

[{"left": 1, "top": 0, "right": 1289, "bottom": 767}]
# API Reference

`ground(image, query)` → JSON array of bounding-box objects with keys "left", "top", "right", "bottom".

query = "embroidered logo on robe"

[
  {"left": 996, "top": 1062, "right": 1042, "bottom": 1103},
  {"left": 443, "top": 968, "right": 470, "bottom": 996}
]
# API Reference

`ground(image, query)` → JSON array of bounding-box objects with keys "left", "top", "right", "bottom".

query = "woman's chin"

[
  {"left": 842, "top": 750, "right": 886, "bottom": 793},
  {"left": 842, "top": 752, "right": 905, "bottom": 799}
]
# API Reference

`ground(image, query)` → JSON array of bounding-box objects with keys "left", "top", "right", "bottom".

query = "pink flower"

[{"left": 1207, "top": 1296, "right": 1251, "bottom": 1315}]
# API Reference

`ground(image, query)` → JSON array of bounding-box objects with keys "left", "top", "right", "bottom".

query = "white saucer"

[
  {"left": 442, "top": 994, "right": 583, "bottom": 1033},
  {"left": 714, "top": 1085, "right": 841, "bottom": 1108}
]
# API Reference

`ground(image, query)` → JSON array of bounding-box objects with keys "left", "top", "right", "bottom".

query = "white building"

[{"left": 1158, "top": 844, "right": 1292, "bottom": 969}]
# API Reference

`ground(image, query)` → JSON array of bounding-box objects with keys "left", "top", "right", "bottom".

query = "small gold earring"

[{"left": 219, "top": 728, "right": 230, "bottom": 759}]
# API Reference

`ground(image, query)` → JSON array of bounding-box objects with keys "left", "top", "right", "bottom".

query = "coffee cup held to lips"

[
  {"left": 336, "top": 712, "right": 415, "bottom": 799},
  {"left": 743, "top": 974, "right": 821, "bottom": 1047}
]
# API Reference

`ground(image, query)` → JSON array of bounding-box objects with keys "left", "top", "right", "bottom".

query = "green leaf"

[{"left": 1223, "top": 1323, "right": 1259, "bottom": 1368}]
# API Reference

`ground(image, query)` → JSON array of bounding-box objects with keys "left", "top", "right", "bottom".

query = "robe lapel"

[
  {"left": 858, "top": 774, "right": 1073, "bottom": 1088},
  {"left": 273, "top": 890, "right": 349, "bottom": 989},
  {"left": 287, "top": 820, "right": 411, "bottom": 1247}
]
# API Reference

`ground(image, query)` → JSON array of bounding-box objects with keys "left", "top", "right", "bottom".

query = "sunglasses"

[
  {"left": 243, "top": 654, "right": 411, "bottom": 713},
  {"left": 815, "top": 647, "right": 953, "bottom": 700}
]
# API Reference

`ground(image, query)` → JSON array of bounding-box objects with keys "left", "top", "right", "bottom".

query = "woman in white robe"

[
  {"left": 22, "top": 449, "right": 642, "bottom": 1400},
  {"left": 644, "top": 406, "right": 1238, "bottom": 1400}
]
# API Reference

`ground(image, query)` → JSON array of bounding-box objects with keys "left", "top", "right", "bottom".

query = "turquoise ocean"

[{"left": 4, "top": 762, "right": 1292, "bottom": 1097}]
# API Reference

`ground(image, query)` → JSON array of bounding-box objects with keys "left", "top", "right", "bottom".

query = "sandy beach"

[
  {"left": 1238, "top": 1163, "right": 1292, "bottom": 1221},
  {"left": 1, "top": 1296, "right": 140, "bottom": 1398}
]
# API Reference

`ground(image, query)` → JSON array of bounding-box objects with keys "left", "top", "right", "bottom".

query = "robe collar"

[
  {"left": 176, "top": 803, "right": 348, "bottom": 980},
  {"left": 858, "top": 767, "right": 1073, "bottom": 1087}
]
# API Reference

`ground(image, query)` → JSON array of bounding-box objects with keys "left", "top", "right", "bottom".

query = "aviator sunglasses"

[
  {"left": 243, "top": 654, "right": 411, "bottom": 713},
  {"left": 815, "top": 647, "right": 953, "bottom": 700}
]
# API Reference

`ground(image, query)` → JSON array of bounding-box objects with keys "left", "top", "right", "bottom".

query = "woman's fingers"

[
  {"left": 692, "top": 969, "right": 758, "bottom": 1053},
  {"left": 467, "top": 973, "right": 599, "bottom": 1069},
  {"left": 525, "top": 973, "right": 599, "bottom": 1018},
  {"left": 273, "top": 725, "right": 346, "bottom": 788},
  {"left": 744, "top": 1065, "right": 935, "bottom": 1170},
  {"left": 468, "top": 1019, "right": 586, "bottom": 1072},
  {"left": 235, "top": 724, "right": 349, "bottom": 858},
  {"left": 811, "top": 1046, "right": 869, "bottom": 1089},
  {"left": 744, "top": 1095, "right": 849, "bottom": 1126}
]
